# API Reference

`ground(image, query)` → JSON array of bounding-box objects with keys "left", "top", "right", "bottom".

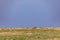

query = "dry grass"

[{"left": 0, "top": 28, "right": 60, "bottom": 40}]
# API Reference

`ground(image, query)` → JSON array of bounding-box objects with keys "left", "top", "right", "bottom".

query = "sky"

[{"left": 0, "top": 0, "right": 60, "bottom": 28}]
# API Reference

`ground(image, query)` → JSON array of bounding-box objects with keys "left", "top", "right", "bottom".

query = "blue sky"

[{"left": 0, "top": 0, "right": 60, "bottom": 28}]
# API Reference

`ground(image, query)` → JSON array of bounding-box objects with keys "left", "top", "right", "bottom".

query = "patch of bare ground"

[
  {"left": 44, "top": 27, "right": 60, "bottom": 30},
  {"left": 53, "top": 28, "right": 60, "bottom": 30}
]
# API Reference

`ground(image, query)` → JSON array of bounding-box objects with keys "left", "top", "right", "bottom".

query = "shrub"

[{"left": 32, "top": 26, "right": 37, "bottom": 29}]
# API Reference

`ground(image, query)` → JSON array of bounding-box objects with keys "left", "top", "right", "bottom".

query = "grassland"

[{"left": 0, "top": 28, "right": 60, "bottom": 40}]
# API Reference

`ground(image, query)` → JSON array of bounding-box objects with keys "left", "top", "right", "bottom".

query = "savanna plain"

[{"left": 0, "top": 27, "right": 60, "bottom": 40}]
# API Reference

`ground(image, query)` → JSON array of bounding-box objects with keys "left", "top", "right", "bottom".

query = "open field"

[{"left": 0, "top": 28, "right": 60, "bottom": 40}]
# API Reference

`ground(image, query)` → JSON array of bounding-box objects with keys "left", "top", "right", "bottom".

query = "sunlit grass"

[{"left": 0, "top": 28, "right": 60, "bottom": 40}]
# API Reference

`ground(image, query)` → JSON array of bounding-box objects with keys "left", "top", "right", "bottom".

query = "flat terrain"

[{"left": 0, "top": 28, "right": 60, "bottom": 40}]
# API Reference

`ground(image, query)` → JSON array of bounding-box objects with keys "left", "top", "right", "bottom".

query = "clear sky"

[{"left": 0, "top": 0, "right": 60, "bottom": 28}]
